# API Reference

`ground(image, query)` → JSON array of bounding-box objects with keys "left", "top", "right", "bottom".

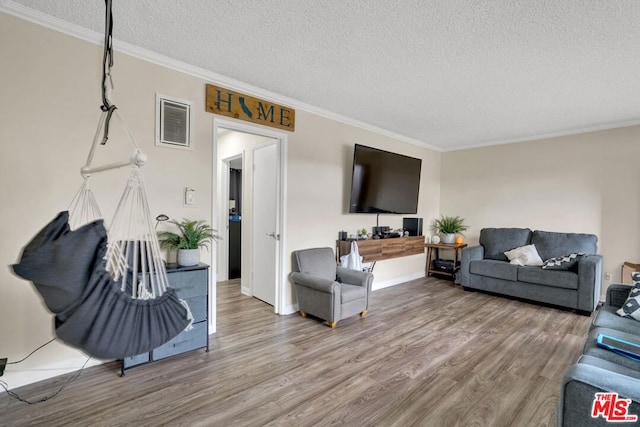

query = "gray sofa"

[
  {"left": 460, "top": 228, "right": 602, "bottom": 314},
  {"left": 558, "top": 284, "right": 640, "bottom": 426}
]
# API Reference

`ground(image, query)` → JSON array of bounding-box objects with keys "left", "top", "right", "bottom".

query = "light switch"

[{"left": 185, "top": 187, "right": 195, "bottom": 206}]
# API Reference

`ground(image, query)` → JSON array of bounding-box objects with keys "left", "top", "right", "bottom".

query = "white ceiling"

[{"left": 6, "top": 0, "right": 640, "bottom": 151}]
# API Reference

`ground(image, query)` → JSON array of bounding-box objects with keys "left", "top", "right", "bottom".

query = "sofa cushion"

[
  {"left": 479, "top": 228, "right": 532, "bottom": 261},
  {"left": 583, "top": 327, "right": 640, "bottom": 371},
  {"left": 593, "top": 304, "right": 640, "bottom": 335},
  {"left": 541, "top": 253, "right": 584, "bottom": 271},
  {"left": 617, "top": 272, "right": 640, "bottom": 320},
  {"left": 504, "top": 244, "right": 543, "bottom": 266},
  {"left": 340, "top": 283, "right": 367, "bottom": 303},
  {"left": 578, "top": 354, "right": 640, "bottom": 379},
  {"left": 530, "top": 230, "right": 597, "bottom": 261},
  {"left": 469, "top": 259, "right": 518, "bottom": 281},
  {"left": 517, "top": 266, "right": 578, "bottom": 290}
]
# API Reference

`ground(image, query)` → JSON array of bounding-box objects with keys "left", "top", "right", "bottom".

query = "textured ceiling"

[{"left": 6, "top": 0, "right": 640, "bottom": 150}]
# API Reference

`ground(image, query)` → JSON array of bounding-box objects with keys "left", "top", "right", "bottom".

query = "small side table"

[{"left": 425, "top": 242, "right": 467, "bottom": 280}]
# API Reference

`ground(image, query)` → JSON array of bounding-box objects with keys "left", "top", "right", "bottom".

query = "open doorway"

[
  {"left": 227, "top": 155, "right": 242, "bottom": 281},
  {"left": 214, "top": 119, "right": 287, "bottom": 315}
]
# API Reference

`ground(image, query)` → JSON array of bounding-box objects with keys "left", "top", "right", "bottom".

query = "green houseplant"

[
  {"left": 433, "top": 215, "right": 468, "bottom": 244},
  {"left": 158, "top": 219, "right": 220, "bottom": 266}
]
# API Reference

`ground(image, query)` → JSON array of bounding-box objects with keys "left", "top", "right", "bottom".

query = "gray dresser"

[{"left": 121, "top": 263, "right": 209, "bottom": 375}]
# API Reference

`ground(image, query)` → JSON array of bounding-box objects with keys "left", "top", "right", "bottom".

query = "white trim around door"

[{"left": 212, "top": 118, "right": 288, "bottom": 315}]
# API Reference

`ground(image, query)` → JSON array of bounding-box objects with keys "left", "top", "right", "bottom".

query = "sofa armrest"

[
  {"left": 558, "top": 363, "right": 640, "bottom": 426},
  {"left": 606, "top": 284, "right": 633, "bottom": 308},
  {"left": 576, "top": 255, "right": 602, "bottom": 313},
  {"left": 336, "top": 266, "right": 373, "bottom": 289},
  {"left": 290, "top": 272, "right": 339, "bottom": 294},
  {"left": 460, "top": 245, "right": 484, "bottom": 287}
]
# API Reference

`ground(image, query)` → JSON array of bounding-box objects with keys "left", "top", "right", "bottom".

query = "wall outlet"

[{"left": 605, "top": 272, "right": 612, "bottom": 281}]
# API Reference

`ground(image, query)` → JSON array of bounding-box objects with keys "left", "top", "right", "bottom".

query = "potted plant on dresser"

[
  {"left": 434, "top": 215, "right": 468, "bottom": 244},
  {"left": 158, "top": 219, "right": 220, "bottom": 266}
]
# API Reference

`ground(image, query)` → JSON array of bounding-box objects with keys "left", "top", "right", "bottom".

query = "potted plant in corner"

[
  {"left": 433, "top": 215, "right": 468, "bottom": 244},
  {"left": 158, "top": 219, "right": 220, "bottom": 267}
]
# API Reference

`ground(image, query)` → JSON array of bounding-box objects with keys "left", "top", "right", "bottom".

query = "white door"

[{"left": 252, "top": 143, "right": 278, "bottom": 306}]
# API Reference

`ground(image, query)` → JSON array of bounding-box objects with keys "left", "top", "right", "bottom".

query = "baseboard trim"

[
  {"left": 280, "top": 304, "right": 299, "bottom": 315},
  {"left": 372, "top": 273, "right": 425, "bottom": 291},
  {"left": 2, "top": 356, "right": 105, "bottom": 390}
]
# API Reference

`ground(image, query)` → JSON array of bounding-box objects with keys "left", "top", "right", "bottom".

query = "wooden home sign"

[{"left": 205, "top": 84, "right": 295, "bottom": 132}]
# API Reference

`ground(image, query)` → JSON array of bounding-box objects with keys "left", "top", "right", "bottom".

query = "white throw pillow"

[{"left": 504, "top": 244, "right": 544, "bottom": 266}]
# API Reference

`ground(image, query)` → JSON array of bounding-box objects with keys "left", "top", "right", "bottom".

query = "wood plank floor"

[{"left": 1, "top": 277, "right": 592, "bottom": 426}]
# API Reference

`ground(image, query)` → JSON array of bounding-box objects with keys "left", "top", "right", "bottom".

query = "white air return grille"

[{"left": 156, "top": 94, "right": 193, "bottom": 150}]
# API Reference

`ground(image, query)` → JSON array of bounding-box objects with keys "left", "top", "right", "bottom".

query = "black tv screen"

[{"left": 349, "top": 144, "right": 422, "bottom": 214}]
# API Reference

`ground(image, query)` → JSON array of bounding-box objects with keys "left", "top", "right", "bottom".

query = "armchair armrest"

[
  {"left": 606, "top": 284, "right": 633, "bottom": 308},
  {"left": 558, "top": 363, "right": 640, "bottom": 426},
  {"left": 460, "top": 245, "right": 484, "bottom": 287},
  {"left": 576, "top": 255, "right": 602, "bottom": 313},
  {"left": 290, "top": 272, "right": 339, "bottom": 294},
  {"left": 336, "top": 266, "right": 373, "bottom": 289}
]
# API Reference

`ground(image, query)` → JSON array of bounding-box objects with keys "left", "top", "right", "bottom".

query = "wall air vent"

[{"left": 156, "top": 94, "right": 193, "bottom": 150}]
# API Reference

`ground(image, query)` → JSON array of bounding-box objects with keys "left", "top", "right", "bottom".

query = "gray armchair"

[{"left": 290, "top": 247, "right": 373, "bottom": 328}]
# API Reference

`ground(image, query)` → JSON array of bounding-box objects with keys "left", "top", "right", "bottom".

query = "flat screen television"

[{"left": 349, "top": 144, "right": 422, "bottom": 214}]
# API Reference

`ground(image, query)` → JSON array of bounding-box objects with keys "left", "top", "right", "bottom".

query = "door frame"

[{"left": 212, "top": 118, "right": 288, "bottom": 315}]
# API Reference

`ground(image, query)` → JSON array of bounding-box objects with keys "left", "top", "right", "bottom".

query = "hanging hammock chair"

[{"left": 11, "top": 0, "right": 191, "bottom": 359}]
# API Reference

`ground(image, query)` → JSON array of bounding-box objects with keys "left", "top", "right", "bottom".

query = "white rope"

[
  {"left": 112, "top": 110, "right": 140, "bottom": 152},
  {"left": 74, "top": 103, "right": 170, "bottom": 300},
  {"left": 82, "top": 112, "right": 109, "bottom": 176},
  {"left": 180, "top": 299, "right": 194, "bottom": 331},
  {"left": 104, "top": 168, "right": 169, "bottom": 299},
  {"left": 68, "top": 178, "right": 102, "bottom": 230}
]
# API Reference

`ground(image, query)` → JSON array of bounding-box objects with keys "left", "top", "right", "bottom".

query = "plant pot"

[
  {"left": 177, "top": 249, "right": 200, "bottom": 267},
  {"left": 441, "top": 233, "right": 456, "bottom": 244}
]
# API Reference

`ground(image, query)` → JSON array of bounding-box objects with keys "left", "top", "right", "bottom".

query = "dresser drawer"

[
  {"left": 184, "top": 295, "right": 207, "bottom": 323},
  {"left": 122, "top": 351, "right": 149, "bottom": 369},
  {"left": 167, "top": 269, "right": 208, "bottom": 298},
  {"left": 151, "top": 321, "right": 207, "bottom": 361}
]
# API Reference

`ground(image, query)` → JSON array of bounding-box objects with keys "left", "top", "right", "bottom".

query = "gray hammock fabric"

[{"left": 12, "top": 211, "right": 189, "bottom": 359}]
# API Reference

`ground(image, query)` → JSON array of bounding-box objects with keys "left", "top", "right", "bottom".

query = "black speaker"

[
  {"left": 373, "top": 226, "right": 390, "bottom": 236},
  {"left": 403, "top": 218, "right": 423, "bottom": 236}
]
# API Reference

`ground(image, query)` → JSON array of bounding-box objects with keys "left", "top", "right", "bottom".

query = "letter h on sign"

[{"left": 215, "top": 89, "right": 233, "bottom": 113}]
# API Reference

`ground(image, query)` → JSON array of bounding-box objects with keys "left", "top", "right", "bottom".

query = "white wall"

[
  {"left": 286, "top": 110, "right": 441, "bottom": 294},
  {"left": 0, "top": 13, "right": 441, "bottom": 388},
  {"left": 441, "top": 126, "right": 640, "bottom": 297}
]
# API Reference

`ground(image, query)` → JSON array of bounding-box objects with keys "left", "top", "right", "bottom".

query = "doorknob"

[{"left": 266, "top": 232, "right": 280, "bottom": 241}]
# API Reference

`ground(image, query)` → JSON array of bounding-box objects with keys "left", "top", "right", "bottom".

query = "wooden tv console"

[{"left": 337, "top": 236, "right": 425, "bottom": 263}]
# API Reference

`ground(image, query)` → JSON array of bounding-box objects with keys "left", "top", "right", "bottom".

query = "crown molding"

[
  {"left": 445, "top": 118, "right": 640, "bottom": 152},
  {"left": 0, "top": 0, "right": 442, "bottom": 153}
]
